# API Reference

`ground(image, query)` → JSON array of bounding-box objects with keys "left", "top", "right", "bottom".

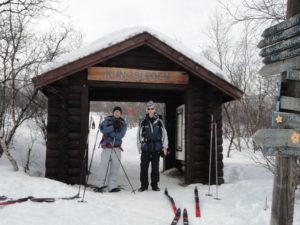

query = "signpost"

[{"left": 253, "top": 1, "right": 300, "bottom": 224}]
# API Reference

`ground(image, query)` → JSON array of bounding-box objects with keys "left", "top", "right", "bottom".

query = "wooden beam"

[{"left": 88, "top": 67, "right": 189, "bottom": 84}]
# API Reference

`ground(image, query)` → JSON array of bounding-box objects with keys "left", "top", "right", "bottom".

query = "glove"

[{"left": 113, "top": 119, "right": 122, "bottom": 132}]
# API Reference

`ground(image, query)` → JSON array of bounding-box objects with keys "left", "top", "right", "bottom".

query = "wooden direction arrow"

[
  {"left": 280, "top": 96, "right": 300, "bottom": 112},
  {"left": 259, "top": 56, "right": 300, "bottom": 76},
  {"left": 259, "top": 35, "right": 300, "bottom": 57},
  {"left": 263, "top": 46, "right": 300, "bottom": 64},
  {"left": 282, "top": 70, "right": 300, "bottom": 81},
  {"left": 252, "top": 128, "right": 300, "bottom": 148},
  {"left": 272, "top": 111, "right": 300, "bottom": 128},
  {"left": 258, "top": 25, "right": 300, "bottom": 49},
  {"left": 262, "top": 147, "right": 300, "bottom": 157},
  {"left": 262, "top": 14, "right": 300, "bottom": 38}
]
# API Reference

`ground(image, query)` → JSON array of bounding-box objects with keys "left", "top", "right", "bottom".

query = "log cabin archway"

[{"left": 34, "top": 27, "right": 243, "bottom": 185}]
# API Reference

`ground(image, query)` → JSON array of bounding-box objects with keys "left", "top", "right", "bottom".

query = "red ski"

[
  {"left": 194, "top": 186, "right": 201, "bottom": 217},
  {"left": 0, "top": 197, "right": 30, "bottom": 206},
  {"left": 171, "top": 208, "right": 181, "bottom": 225},
  {"left": 164, "top": 188, "right": 177, "bottom": 215}
]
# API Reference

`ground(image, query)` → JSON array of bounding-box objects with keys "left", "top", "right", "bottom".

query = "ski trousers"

[
  {"left": 97, "top": 147, "right": 121, "bottom": 191},
  {"left": 140, "top": 151, "right": 160, "bottom": 188}
]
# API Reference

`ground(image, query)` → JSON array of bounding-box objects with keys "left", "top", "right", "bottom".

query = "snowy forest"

[{"left": 0, "top": 0, "right": 300, "bottom": 225}]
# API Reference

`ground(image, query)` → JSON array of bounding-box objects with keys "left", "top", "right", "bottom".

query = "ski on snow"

[
  {"left": 0, "top": 197, "right": 30, "bottom": 206},
  {"left": 92, "top": 185, "right": 127, "bottom": 193},
  {"left": 164, "top": 188, "right": 177, "bottom": 215},
  {"left": 0, "top": 193, "right": 79, "bottom": 206},
  {"left": 30, "top": 193, "right": 79, "bottom": 202},
  {"left": 183, "top": 208, "right": 189, "bottom": 225},
  {"left": 194, "top": 186, "right": 201, "bottom": 217},
  {"left": 171, "top": 208, "right": 181, "bottom": 225}
]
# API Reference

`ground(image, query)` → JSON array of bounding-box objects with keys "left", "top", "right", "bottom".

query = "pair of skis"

[
  {"left": 0, "top": 193, "right": 79, "bottom": 206},
  {"left": 165, "top": 187, "right": 201, "bottom": 225},
  {"left": 171, "top": 208, "right": 189, "bottom": 225},
  {"left": 165, "top": 188, "right": 187, "bottom": 224}
]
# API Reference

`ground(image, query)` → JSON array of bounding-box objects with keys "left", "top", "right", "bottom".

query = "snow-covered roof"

[{"left": 40, "top": 26, "right": 227, "bottom": 81}]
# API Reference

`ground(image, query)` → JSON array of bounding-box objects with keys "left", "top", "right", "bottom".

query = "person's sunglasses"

[{"left": 147, "top": 108, "right": 155, "bottom": 111}]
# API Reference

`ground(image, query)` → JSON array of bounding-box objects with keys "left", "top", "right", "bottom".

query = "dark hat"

[{"left": 113, "top": 106, "right": 122, "bottom": 114}]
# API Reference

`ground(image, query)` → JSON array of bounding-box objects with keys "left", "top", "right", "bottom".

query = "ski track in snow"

[{"left": 0, "top": 119, "right": 299, "bottom": 225}]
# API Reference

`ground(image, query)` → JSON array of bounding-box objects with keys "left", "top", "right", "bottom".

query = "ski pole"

[
  {"left": 112, "top": 139, "right": 136, "bottom": 194},
  {"left": 206, "top": 114, "right": 214, "bottom": 197},
  {"left": 214, "top": 118, "right": 221, "bottom": 200},
  {"left": 77, "top": 117, "right": 95, "bottom": 197},
  {"left": 79, "top": 126, "right": 100, "bottom": 202}
]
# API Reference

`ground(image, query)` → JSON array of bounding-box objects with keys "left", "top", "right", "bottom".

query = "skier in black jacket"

[{"left": 137, "top": 101, "right": 168, "bottom": 192}]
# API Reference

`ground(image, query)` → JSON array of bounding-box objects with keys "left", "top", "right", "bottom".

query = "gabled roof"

[{"left": 35, "top": 26, "right": 243, "bottom": 100}]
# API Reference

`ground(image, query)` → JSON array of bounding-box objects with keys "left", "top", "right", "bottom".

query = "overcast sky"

[{"left": 60, "top": 0, "right": 237, "bottom": 52}]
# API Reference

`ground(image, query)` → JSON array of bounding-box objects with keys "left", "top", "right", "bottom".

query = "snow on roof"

[{"left": 40, "top": 26, "right": 227, "bottom": 81}]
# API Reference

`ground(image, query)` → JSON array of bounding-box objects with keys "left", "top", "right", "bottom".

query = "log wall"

[
  {"left": 186, "top": 77, "right": 224, "bottom": 184},
  {"left": 45, "top": 72, "right": 87, "bottom": 184}
]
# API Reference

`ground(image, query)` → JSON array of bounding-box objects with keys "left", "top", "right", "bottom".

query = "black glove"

[{"left": 113, "top": 119, "right": 122, "bottom": 132}]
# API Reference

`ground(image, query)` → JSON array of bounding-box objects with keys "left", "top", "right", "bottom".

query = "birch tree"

[
  {"left": 203, "top": 2, "right": 280, "bottom": 157},
  {"left": 0, "top": 0, "right": 82, "bottom": 170}
]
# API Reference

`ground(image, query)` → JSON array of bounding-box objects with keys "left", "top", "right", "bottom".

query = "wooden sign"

[
  {"left": 263, "top": 46, "right": 300, "bottom": 64},
  {"left": 258, "top": 13, "right": 300, "bottom": 75},
  {"left": 259, "top": 56, "right": 300, "bottom": 76},
  {"left": 253, "top": 128, "right": 300, "bottom": 148},
  {"left": 280, "top": 96, "right": 300, "bottom": 112},
  {"left": 272, "top": 111, "right": 300, "bottom": 128},
  {"left": 88, "top": 67, "right": 189, "bottom": 84},
  {"left": 262, "top": 147, "right": 300, "bottom": 157},
  {"left": 282, "top": 70, "right": 300, "bottom": 81},
  {"left": 259, "top": 35, "right": 300, "bottom": 57},
  {"left": 258, "top": 25, "right": 300, "bottom": 49},
  {"left": 262, "top": 14, "right": 300, "bottom": 38}
]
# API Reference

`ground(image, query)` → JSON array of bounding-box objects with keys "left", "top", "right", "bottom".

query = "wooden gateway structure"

[{"left": 34, "top": 27, "right": 243, "bottom": 185}]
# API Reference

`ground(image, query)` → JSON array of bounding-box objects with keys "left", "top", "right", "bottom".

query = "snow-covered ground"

[{"left": 0, "top": 117, "right": 299, "bottom": 225}]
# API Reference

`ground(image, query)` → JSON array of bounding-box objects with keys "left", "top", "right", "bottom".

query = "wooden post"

[
  {"left": 287, "top": 0, "right": 300, "bottom": 19},
  {"left": 270, "top": 3, "right": 300, "bottom": 225},
  {"left": 271, "top": 155, "right": 297, "bottom": 225}
]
